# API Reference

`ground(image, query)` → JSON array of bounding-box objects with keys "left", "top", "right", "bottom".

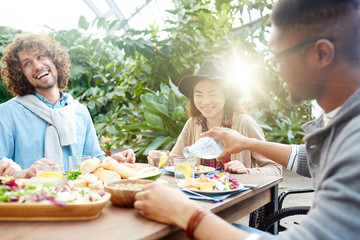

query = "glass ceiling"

[
  {"left": 0, "top": 0, "right": 174, "bottom": 33},
  {"left": 1, "top": 0, "right": 268, "bottom": 36},
  {"left": 82, "top": 0, "right": 174, "bottom": 31}
]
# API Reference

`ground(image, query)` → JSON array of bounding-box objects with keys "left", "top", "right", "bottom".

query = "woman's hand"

[
  {"left": 134, "top": 183, "right": 199, "bottom": 229},
  {"left": 225, "top": 160, "right": 248, "bottom": 174},
  {"left": 201, "top": 127, "right": 250, "bottom": 160},
  {"left": 112, "top": 149, "right": 136, "bottom": 163}
]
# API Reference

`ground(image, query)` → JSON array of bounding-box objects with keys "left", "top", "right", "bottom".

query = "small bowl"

[{"left": 104, "top": 179, "right": 153, "bottom": 207}]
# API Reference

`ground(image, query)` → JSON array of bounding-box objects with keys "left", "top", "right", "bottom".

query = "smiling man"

[
  {"left": 0, "top": 33, "right": 135, "bottom": 178},
  {"left": 19, "top": 49, "right": 58, "bottom": 94}
]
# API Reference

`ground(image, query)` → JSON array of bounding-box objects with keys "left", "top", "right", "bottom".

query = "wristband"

[{"left": 186, "top": 208, "right": 210, "bottom": 239}]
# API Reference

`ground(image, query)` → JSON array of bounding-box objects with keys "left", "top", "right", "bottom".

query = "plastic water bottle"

[{"left": 183, "top": 137, "right": 224, "bottom": 159}]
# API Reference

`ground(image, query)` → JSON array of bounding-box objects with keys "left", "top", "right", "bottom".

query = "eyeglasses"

[{"left": 265, "top": 37, "right": 335, "bottom": 72}]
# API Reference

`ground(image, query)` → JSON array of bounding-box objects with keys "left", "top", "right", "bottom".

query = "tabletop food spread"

[{"left": 0, "top": 156, "right": 254, "bottom": 222}]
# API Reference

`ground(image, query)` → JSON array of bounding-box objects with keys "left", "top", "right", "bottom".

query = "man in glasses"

[{"left": 133, "top": 0, "right": 360, "bottom": 239}]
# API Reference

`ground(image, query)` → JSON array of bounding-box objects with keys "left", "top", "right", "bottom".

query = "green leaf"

[
  {"left": 123, "top": 122, "right": 149, "bottom": 130},
  {"left": 172, "top": 105, "right": 186, "bottom": 122},
  {"left": 78, "top": 16, "right": 90, "bottom": 30},
  {"left": 105, "top": 62, "right": 115, "bottom": 71},
  {"left": 144, "top": 136, "right": 168, "bottom": 155},
  {"left": 144, "top": 112, "right": 164, "bottom": 127},
  {"left": 141, "top": 94, "right": 169, "bottom": 117},
  {"left": 105, "top": 125, "right": 118, "bottom": 135}
]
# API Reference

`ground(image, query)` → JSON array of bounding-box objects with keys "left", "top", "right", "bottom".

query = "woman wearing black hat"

[{"left": 170, "top": 60, "right": 282, "bottom": 176}]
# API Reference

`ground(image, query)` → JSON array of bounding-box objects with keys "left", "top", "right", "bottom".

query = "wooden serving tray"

[{"left": 0, "top": 193, "right": 110, "bottom": 221}]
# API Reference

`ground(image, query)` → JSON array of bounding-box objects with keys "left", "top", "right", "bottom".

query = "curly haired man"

[{"left": 0, "top": 33, "right": 134, "bottom": 178}]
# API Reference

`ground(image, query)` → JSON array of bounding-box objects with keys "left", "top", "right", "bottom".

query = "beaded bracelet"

[{"left": 186, "top": 208, "right": 210, "bottom": 239}]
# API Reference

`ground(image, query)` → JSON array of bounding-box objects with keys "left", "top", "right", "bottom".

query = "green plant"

[
  {"left": 0, "top": 26, "right": 22, "bottom": 103},
  {"left": 49, "top": 0, "right": 245, "bottom": 155},
  {"left": 94, "top": 105, "right": 135, "bottom": 149},
  {"left": 125, "top": 81, "right": 189, "bottom": 159},
  {"left": 1, "top": 0, "right": 312, "bottom": 157},
  {"left": 250, "top": 100, "right": 312, "bottom": 144},
  {"left": 266, "top": 111, "right": 306, "bottom": 144}
]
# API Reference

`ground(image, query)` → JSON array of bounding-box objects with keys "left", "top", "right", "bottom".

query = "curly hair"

[{"left": 0, "top": 33, "right": 71, "bottom": 96}]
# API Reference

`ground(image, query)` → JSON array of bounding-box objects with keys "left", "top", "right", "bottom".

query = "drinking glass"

[
  {"left": 68, "top": 155, "right": 91, "bottom": 170},
  {"left": 35, "top": 164, "right": 64, "bottom": 187},
  {"left": 148, "top": 150, "right": 170, "bottom": 168},
  {"left": 174, "top": 157, "right": 195, "bottom": 183}
]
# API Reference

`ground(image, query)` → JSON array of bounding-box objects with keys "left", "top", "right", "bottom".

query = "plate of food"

[
  {"left": 128, "top": 167, "right": 162, "bottom": 181},
  {"left": 177, "top": 173, "right": 244, "bottom": 195},
  {"left": 166, "top": 165, "right": 215, "bottom": 175},
  {"left": 0, "top": 176, "right": 110, "bottom": 221}
]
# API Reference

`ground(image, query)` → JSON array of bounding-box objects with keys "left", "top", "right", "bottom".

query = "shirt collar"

[
  {"left": 323, "top": 106, "right": 342, "bottom": 127},
  {"left": 34, "top": 91, "right": 67, "bottom": 109},
  {"left": 196, "top": 111, "right": 233, "bottom": 131}
]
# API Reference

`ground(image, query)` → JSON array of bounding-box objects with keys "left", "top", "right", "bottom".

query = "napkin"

[
  {"left": 182, "top": 186, "right": 251, "bottom": 203},
  {"left": 160, "top": 168, "right": 173, "bottom": 175}
]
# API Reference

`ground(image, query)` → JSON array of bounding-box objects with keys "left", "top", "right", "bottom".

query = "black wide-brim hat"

[{"left": 178, "top": 60, "right": 226, "bottom": 98}]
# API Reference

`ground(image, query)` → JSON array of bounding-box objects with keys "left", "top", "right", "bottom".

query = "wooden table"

[{"left": 0, "top": 174, "right": 282, "bottom": 240}]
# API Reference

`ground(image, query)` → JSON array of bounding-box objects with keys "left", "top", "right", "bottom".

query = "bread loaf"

[
  {"left": 78, "top": 173, "right": 98, "bottom": 184},
  {"left": 93, "top": 168, "right": 121, "bottom": 183},
  {"left": 72, "top": 179, "right": 88, "bottom": 188},
  {"left": 80, "top": 157, "right": 100, "bottom": 174},
  {"left": 101, "top": 157, "right": 136, "bottom": 179},
  {"left": 88, "top": 180, "right": 104, "bottom": 189}
]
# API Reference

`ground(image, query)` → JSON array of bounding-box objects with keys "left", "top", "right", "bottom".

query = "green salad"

[{"left": 0, "top": 176, "right": 106, "bottom": 206}]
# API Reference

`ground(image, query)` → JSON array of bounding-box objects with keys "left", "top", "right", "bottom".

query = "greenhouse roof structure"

[
  {"left": 0, "top": 0, "right": 174, "bottom": 33},
  {"left": 83, "top": 0, "right": 174, "bottom": 31}
]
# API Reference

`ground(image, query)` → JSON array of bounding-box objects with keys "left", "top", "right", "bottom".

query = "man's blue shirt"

[{"left": 0, "top": 92, "right": 104, "bottom": 170}]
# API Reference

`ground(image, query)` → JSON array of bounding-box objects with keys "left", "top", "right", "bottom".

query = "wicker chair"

[{"left": 256, "top": 188, "right": 314, "bottom": 232}]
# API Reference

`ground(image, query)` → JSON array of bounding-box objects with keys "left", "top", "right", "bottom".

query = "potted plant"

[{"left": 100, "top": 135, "right": 113, "bottom": 157}]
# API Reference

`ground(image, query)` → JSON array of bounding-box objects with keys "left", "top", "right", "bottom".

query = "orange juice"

[
  {"left": 37, "top": 172, "right": 63, "bottom": 179},
  {"left": 35, "top": 165, "right": 64, "bottom": 187}
]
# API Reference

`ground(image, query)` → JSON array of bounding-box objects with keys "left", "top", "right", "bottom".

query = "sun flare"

[{"left": 226, "top": 55, "right": 257, "bottom": 99}]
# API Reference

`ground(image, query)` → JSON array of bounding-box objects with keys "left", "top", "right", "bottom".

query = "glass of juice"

[
  {"left": 174, "top": 157, "right": 195, "bottom": 183},
  {"left": 148, "top": 150, "right": 170, "bottom": 168},
  {"left": 35, "top": 164, "right": 64, "bottom": 188}
]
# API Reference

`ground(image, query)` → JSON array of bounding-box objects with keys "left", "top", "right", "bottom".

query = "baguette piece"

[
  {"left": 80, "top": 157, "right": 100, "bottom": 175},
  {"left": 101, "top": 157, "right": 136, "bottom": 179},
  {"left": 92, "top": 168, "right": 121, "bottom": 183},
  {"left": 88, "top": 180, "right": 104, "bottom": 189},
  {"left": 78, "top": 173, "right": 98, "bottom": 184},
  {"left": 72, "top": 179, "right": 88, "bottom": 188}
]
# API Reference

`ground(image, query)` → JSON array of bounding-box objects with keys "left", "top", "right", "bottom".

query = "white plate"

[
  {"left": 176, "top": 180, "right": 243, "bottom": 195},
  {"left": 166, "top": 166, "right": 215, "bottom": 175}
]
